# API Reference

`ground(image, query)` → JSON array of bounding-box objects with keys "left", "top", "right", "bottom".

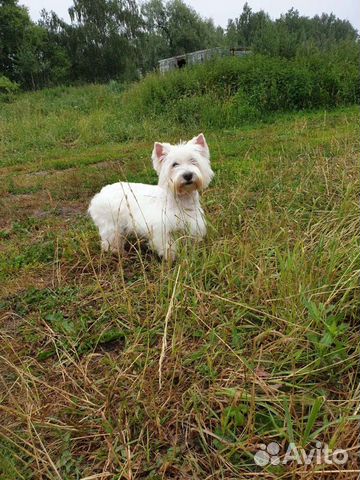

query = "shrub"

[
  {"left": 122, "top": 47, "right": 359, "bottom": 128},
  {"left": 0, "top": 76, "right": 19, "bottom": 101}
]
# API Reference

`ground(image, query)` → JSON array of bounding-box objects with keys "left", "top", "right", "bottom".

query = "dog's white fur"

[{"left": 88, "top": 133, "right": 214, "bottom": 260}]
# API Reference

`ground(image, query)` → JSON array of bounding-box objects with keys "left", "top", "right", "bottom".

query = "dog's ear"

[
  {"left": 188, "top": 133, "right": 210, "bottom": 159},
  {"left": 152, "top": 142, "right": 170, "bottom": 174}
]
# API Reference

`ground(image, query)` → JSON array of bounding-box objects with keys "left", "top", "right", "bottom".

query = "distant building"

[{"left": 158, "top": 47, "right": 251, "bottom": 74}]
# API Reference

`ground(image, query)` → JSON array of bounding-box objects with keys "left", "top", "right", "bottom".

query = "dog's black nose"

[{"left": 183, "top": 172, "right": 193, "bottom": 182}]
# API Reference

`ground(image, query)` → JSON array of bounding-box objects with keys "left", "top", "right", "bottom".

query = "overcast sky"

[{"left": 21, "top": 0, "right": 360, "bottom": 31}]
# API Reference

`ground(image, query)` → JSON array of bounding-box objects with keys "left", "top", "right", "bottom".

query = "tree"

[
  {"left": 139, "top": 0, "right": 169, "bottom": 71},
  {"left": 1, "top": 0, "right": 358, "bottom": 89},
  {"left": 226, "top": 19, "right": 237, "bottom": 47},
  {"left": 166, "top": 0, "right": 217, "bottom": 55},
  {"left": 140, "top": 0, "right": 224, "bottom": 71},
  {"left": 0, "top": 0, "right": 32, "bottom": 79},
  {"left": 225, "top": 3, "right": 270, "bottom": 49},
  {"left": 0, "top": 1, "right": 71, "bottom": 88},
  {"left": 37, "top": 10, "right": 71, "bottom": 86},
  {"left": 225, "top": 4, "right": 358, "bottom": 58},
  {"left": 66, "top": 0, "right": 141, "bottom": 82}
]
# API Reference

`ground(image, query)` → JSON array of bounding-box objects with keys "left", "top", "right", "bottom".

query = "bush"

[
  {"left": 0, "top": 76, "right": 19, "bottom": 101},
  {"left": 122, "top": 46, "right": 360, "bottom": 128}
]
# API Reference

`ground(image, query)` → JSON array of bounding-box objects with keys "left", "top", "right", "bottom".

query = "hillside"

[{"left": 0, "top": 81, "right": 359, "bottom": 478}]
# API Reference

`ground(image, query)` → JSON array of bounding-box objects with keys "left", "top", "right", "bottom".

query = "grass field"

[{"left": 0, "top": 85, "right": 359, "bottom": 479}]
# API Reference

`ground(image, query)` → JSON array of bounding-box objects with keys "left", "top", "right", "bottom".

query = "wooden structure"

[{"left": 158, "top": 47, "right": 251, "bottom": 74}]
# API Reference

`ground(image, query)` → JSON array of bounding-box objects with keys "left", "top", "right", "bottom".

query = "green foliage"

[
  {"left": 66, "top": 0, "right": 141, "bottom": 82},
  {"left": 0, "top": 1, "right": 71, "bottom": 89},
  {"left": 305, "top": 301, "right": 349, "bottom": 363},
  {"left": 1, "top": 0, "right": 358, "bottom": 90},
  {"left": 139, "top": 0, "right": 224, "bottom": 71},
  {"left": 123, "top": 51, "right": 360, "bottom": 129},
  {"left": 0, "top": 74, "right": 18, "bottom": 100},
  {"left": 227, "top": 3, "right": 358, "bottom": 57},
  {"left": 0, "top": 440, "right": 31, "bottom": 480},
  {"left": 0, "top": 0, "right": 30, "bottom": 78},
  {"left": 226, "top": 2, "right": 270, "bottom": 48}
]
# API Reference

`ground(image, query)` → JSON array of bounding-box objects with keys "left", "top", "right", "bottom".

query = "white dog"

[{"left": 88, "top": 133, "right": 214, "bottom": 260}]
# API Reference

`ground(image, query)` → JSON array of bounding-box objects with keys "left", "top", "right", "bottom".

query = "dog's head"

[{"left": 151, "top": 133, "right": 214, "bottom": 195}]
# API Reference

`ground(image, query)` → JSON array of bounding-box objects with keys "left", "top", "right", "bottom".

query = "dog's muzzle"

[
  {"left": 177, "top": 172, "right": 202, "bottom": 194},
  {"left": 183, "top": 172, "right": 194, "bottom": 183}
]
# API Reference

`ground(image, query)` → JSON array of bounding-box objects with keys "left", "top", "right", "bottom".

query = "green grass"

[{"left": 0, "top": 83, "right": 359, "bottom": 479}]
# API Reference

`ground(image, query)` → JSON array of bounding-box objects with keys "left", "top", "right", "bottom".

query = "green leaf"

[{"left": 303, "top": 397, "right": 323, "bottom": 445}]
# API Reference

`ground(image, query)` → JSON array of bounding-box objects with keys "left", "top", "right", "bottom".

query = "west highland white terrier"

[{"left": 88, "top": 133, "right": 214, "bottom": 260}]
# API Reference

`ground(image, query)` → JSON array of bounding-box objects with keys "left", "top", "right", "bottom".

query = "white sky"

[{"left": 21, "top": 0, "right": 360, "bottom": 31}]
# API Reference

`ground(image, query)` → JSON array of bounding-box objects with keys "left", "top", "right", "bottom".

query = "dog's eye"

[
  {"left": 191, "top": 159, "right": 198, "bottom": 165},
  {"left": 172, "top": 162, "right": 179, "bottom": 168}
]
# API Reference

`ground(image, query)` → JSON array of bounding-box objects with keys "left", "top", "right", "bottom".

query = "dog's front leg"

[
  {"left": 100, "top": 228, "right": 124, "bottom": 254},
  {"left": 188, "top": 216, "right": 207, "bottom": 242},
  {"left": 151, "top": 231, "right": 176, "bottom": 261}
]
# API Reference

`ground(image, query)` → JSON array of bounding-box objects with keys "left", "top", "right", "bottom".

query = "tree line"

[{"left": 0, "top": 0, "right": 358, "bottom": 90}]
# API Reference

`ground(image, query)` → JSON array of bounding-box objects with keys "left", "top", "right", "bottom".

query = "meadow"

[{"left": 0, "top": 64, "right": 359, "bottom": 479}]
